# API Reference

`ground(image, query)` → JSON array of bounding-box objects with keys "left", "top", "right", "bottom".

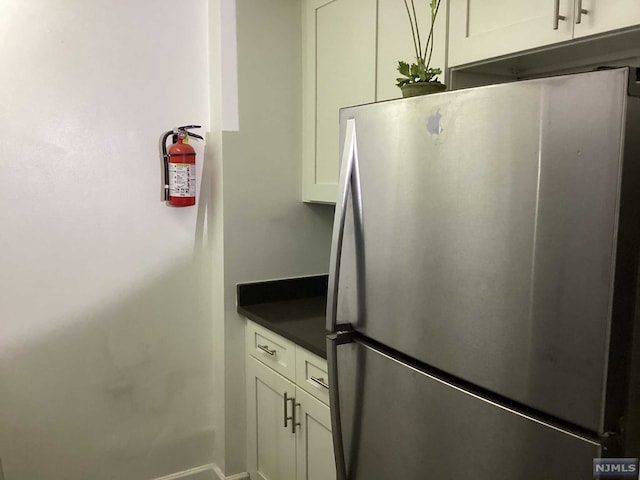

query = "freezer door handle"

[
  {"left": 328, "top": 332, "right": 353, "bottom": 480},
  {"left": 327, "top": 117, "right": 364, "bottom": 333}
]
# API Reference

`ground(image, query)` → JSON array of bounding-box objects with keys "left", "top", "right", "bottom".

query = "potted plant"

[{"left": 396, "top": 0, "right": 445, "bottom": 98}]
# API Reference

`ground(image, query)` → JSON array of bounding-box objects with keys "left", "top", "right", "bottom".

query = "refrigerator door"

[
  {"left": 329, "top": 335, "right": 601, "bottom": 480},
  {"left": 335, "top": 68, "right": 630, "bottom": 432}
]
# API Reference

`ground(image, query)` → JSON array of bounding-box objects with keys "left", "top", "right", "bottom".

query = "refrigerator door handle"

[
  {"left": 327, "top": 118, "right": 363, "bottom": 333},
  {"left": 328, "top": 332, "right": 352, "bottom": 480}
]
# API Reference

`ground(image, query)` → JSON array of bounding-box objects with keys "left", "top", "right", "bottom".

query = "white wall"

[
  {"left": 207, "top": 0, "right": 227, "bottom": 474},
  {"left": 0, "top": 1, "right": 220, "bottom": 479},
  {"left": 0, "top": 0, "right": 332, "bottom": 477},
  {"left": 220, "top": 0, "right": 334, "bottom": 474}
]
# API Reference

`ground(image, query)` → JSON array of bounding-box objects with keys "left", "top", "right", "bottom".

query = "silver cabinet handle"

[
  {"left": 575, "top": 0, "right": 588, "bottom": 23},
  {"left": 284, "top": 392, "right": 298, "bottom": 434},
  {"left": 284, "top": 391, "right": 289, "bottom": 427},
  {"left": 310, "top": 375, "right": 330, "bottom": 390},
  {"left": 293, "top": 401, "right": 301, "bottom": 434},
  {"left": 553, "top": 0, "right": 566, "bottom": 29},
  {"left": 257, "top": 344, "right": 276, "bottom": 356}
]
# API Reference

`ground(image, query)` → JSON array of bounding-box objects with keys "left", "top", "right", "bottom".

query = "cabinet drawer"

[
  {"left": 295, "top": 347, "right": 330, "bottom": 405},
  {"left": 246, "top": 321, "right": 296, "bottom": 381}
]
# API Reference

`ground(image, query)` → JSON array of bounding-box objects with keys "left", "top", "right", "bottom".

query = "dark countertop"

[{"left": 237, "top": 275, "right": 328, "bottom": 358}]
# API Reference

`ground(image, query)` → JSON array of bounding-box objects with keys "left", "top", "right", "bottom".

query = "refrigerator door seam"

[{"left": 359, "top": 336, "right": 602, "bottom": 448}]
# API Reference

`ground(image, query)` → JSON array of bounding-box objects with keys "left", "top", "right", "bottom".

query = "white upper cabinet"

[
  {"left": 302, "top": 0, "right": 447, "bottom": 204},
  {"left": 376, "top": 0, "right": 447, "bottom": 101},
  {"left": 302, "top": 0, "right": 377, "bottom": 203},
  {"left": 450, "top": 0, "right": 640, "bottom": 67},
  {"left": 449, "top": 0, "right": 574, "bottom": 66},
  {"left": 573, "top": 0, "right": 640, "bottom": 38}
]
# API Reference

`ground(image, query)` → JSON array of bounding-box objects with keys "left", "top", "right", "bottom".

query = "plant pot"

[{"left": 400, "top": 82, "right": 446, "bottom": 98}]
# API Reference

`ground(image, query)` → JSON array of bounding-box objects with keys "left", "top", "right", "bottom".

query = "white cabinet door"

[
  {"left": 449, "top": 0, "right": 574, "bottom": 66},
  {"left": 376, "top": 0, "right": 447, "bottom": 101},
  {"left": 247, "top": 357, "right": 297, "bottom": 480},
  {"left": 295, "top": 388, "right": 337, "bottom": 480},
  {"left": 302, "top": 0, "right": 377, "bottom": 203},
  {"left": 573, "top": 0, "right": 640, "bottom": 38}
]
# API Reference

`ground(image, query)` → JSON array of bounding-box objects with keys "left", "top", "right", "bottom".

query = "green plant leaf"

[
  {"left": 397, "top": 61, "right": 411, "bottom": 77},
  {"left": 397, "top": 0, "right": 443, "bottom": 88}
]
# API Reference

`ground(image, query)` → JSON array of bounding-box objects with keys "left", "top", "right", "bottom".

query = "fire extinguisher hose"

[{"left": 161, "top": 130, "right": 173, "bottom": 201}]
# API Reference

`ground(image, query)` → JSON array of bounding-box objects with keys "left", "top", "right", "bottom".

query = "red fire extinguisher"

[{"left": 161, "top": 125, "right": 203, "bottom": 207}]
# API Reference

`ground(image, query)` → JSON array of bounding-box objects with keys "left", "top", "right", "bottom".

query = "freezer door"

[
  {"left": 334, "top": 68, "right": 630, "bottom": 432},
  {"left": 329, "top": 336, "right": 601, "bottom": 480}
]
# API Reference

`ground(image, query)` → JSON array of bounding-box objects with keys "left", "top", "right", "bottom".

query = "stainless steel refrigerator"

[{"left": 326, "top": 67, "right": 640, "bottom": 479}]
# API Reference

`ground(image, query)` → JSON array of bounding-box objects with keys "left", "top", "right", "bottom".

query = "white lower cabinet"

[
  {"left": 247, "top": 357, "right": 297, "bottom": 480},
  {"left": 295, "top": 388, "right": 336, "bottom": 480},
  {"left": 246, "top": 322, "right": 336, "bottom": 480}
]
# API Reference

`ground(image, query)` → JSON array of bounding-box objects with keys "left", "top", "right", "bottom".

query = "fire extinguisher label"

[{"left": 168, "top": 163, "right": 196, "bottom": 197}]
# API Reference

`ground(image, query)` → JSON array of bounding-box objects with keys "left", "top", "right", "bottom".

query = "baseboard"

[
  {"left": 212, "top": 464, "right": 250, "bottom": 480},
  {"left": 151, "top": 464, "right": 249, "bottom": 480}
]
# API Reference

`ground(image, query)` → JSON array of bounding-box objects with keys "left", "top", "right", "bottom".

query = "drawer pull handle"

[
  {"left": 310, "top": 376, "right": 329, "bottom": 390},
  {"left": 257, "top": 344, "right": 276, "bottom": 356}
]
